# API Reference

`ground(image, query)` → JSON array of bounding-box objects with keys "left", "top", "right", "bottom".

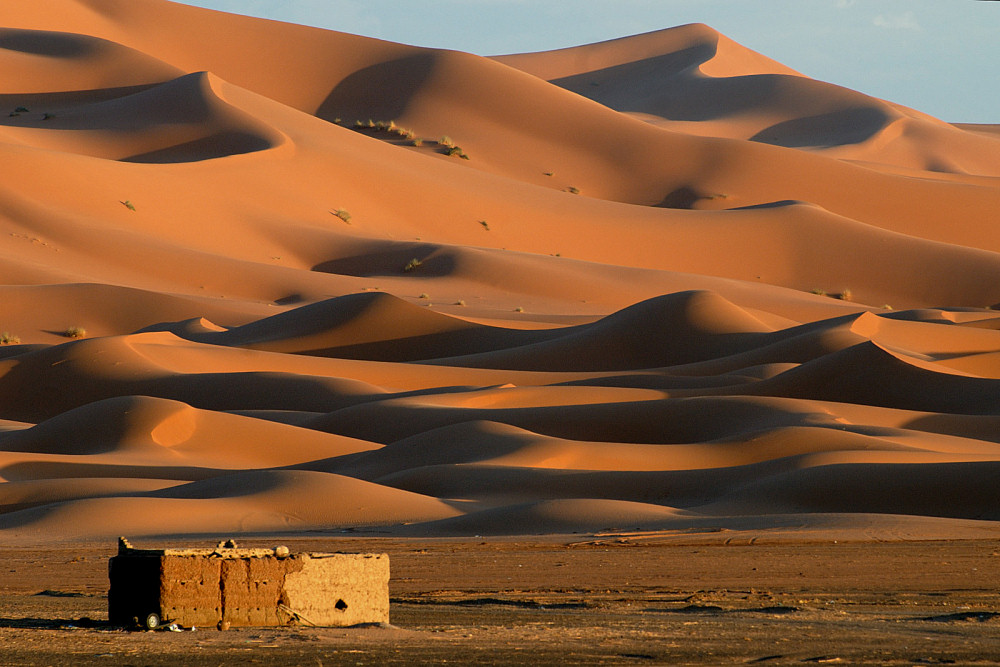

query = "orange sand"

[{"left": 1, "top": 1, "right": 999, "bottom": 543}]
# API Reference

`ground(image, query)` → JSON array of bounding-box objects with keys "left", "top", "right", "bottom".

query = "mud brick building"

[{"left": 108, "top": 539, "right": 389, "bottom": 628}]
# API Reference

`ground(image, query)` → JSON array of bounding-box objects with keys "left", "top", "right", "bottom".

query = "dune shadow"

[
  {"left": 0, "top": 461, "right": 228, "bottom": 484},
  {"left": 122, "top": 130, "right": 275, "bottom": 163},
  {"left": 750, "top": 107, "right": 892, "bottom": 148},
  {"left": 315, "top": 53, "right": 436, "bottom": 124},
  {"left": 2, "top": 73, "right": 280, "bottom": 163},
  {"left": 656, "top": 186, "right": 702, "bottom": 209},
  {"left": 0, "top": 74, "right": 282, "bottom": 164},
  {"left": 728, "top": 200, "right": 802, "bottom": 211},
  {"left": 313, "top": 244, "right": 453, "bottom": 278},
  {"left": 285, "top": 328, "right": 545, "bottom": 362},
  {"left": 0, "top": 366, "right": 381, "bottom": 423},
  {"left": 365, "top": 462, "right": 783, "bottom": 507},
  {"left": 549, "top": 43, "right": 714, "bottom": 101},
  {"left": 133, "top": 371, "right": 374, "bottom": 414},
  {"left": 656, "top": 191, "right": 801, "bottom": 212},
  {"left": 554, "top": 63, "right": 790, "bottom": 122},
  {"left": 554, "top": 59, "right": 892, "bottom": 149},
  {"left": 0, "top": 84, "right": 161, "bottom": 117},
  {"left": 903, "top": 414, "right": 1000, "bottom": 444},
  {"left": 0, "top": 344, "right": 43, "bottom": 360},
  {"left": 0, "top": 28, "right": 95, "bottom": 58}
]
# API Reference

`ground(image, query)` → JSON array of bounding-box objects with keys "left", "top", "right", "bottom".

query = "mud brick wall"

[
  {"left": 220, "top": 555, "right": 301, "bottom": 626},
  {"left": 283, "top": 554, "right": 389, "bottom": 627},
  {"left": 160, "top": 556, "right": 222, "bottom": 627}
]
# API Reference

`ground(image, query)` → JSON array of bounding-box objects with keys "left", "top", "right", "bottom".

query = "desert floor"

[{"left": 3, "top": 536, "right": 1000, "bottom": 665}]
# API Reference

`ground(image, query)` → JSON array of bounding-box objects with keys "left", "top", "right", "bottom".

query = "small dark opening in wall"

[{"left": 335, "top": 599, "right": 348, "bottom": 611}]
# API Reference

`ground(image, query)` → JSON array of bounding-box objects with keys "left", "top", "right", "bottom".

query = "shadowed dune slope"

[
  {"left": 0, "top": 0, "right": 998, "bottom": 541},
  {"left": 1, "top": 70, "right": 285, "bottom": 161}
]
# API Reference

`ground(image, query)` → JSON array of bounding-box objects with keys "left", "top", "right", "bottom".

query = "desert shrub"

[
  {"left": 63, "top": 326, "right": 87, "bottom": 338},
  {"left": 403, "top": 258, "right": 423, "bottom": 272},
  {"left": 333, "top": 209, "right": 352, "bottom": 223},
  {"left": 352, "top": 119, "right": 419, "bottom": 144},
  {"left": 0, "top": 332, "right": 20, "bottom": 344}
]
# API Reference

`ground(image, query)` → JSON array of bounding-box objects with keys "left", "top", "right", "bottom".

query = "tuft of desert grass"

[
  {"left": 332, "top": 208, "right": 352, "bottom": 223},
  {"left": 63, "top": 326, "right": 87, "bottom": 338},
  {"left": 403, "top": 258, "right": 423, "bottom": 273},
  {"left": 0, "top": 332, "right": 20, "bottom": 345}
]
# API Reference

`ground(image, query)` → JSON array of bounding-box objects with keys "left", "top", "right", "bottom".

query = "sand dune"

[
  {"left": 497, "top": 24, "right": 1000, "bottom": 178},
  {"left": 0, "top": 0, "right": 998, "bottom": 541},
  {"left": 1, "top": 70, "right": 289, "bottom": 163}
]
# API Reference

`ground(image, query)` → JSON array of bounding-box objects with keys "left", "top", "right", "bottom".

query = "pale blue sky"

[{"left": 177, "top": 0, "right": 999, "bottom": 123}]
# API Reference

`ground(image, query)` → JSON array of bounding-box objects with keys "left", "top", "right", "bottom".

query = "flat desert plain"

[{"left": 1, "top": 0, "right": 1000, "bottom": 663}]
